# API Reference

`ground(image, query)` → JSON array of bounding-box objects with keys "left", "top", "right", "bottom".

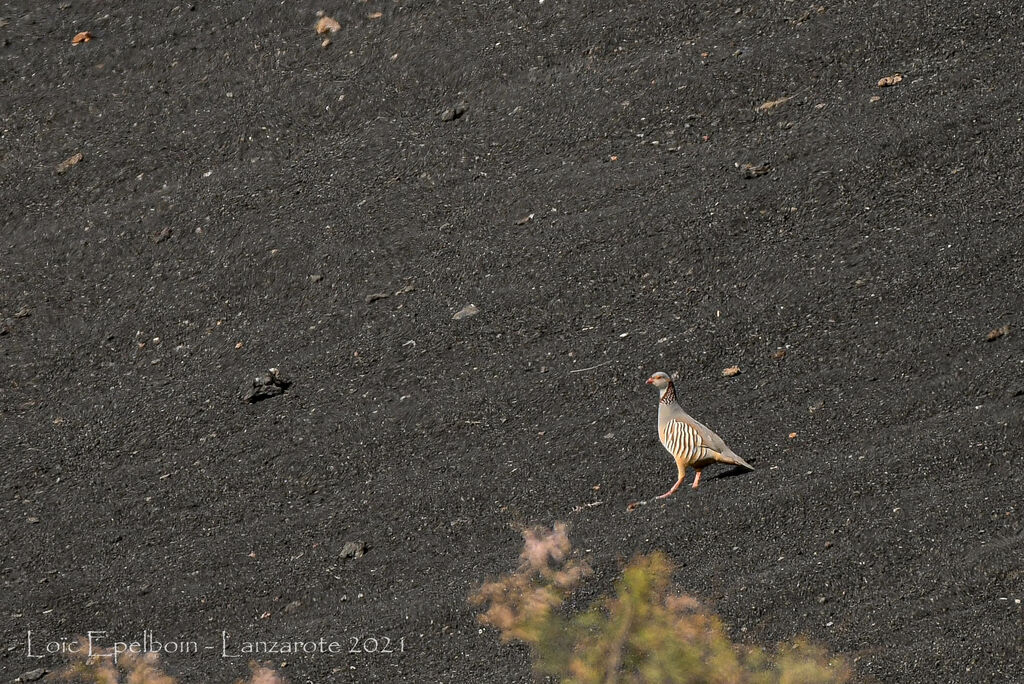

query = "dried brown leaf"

[
  {"left": 756, "top": 95, "right": 793, "bottom": 113},
  {"left": 877, "top": 74, "right": 903, "bottom": 87},
  {"left": 722, "top": 365, "right": 741, "bottom": 377},
  {"left": 56, "top": 152, "right": 83, "bottom": 174},
  {"left": 986, "top": 324, "right": 1010, "bottom": 341},
  {"left": 315, "top": 16, "right": 341, "bottom": 34},
  {"left": 71, "top": 31, "right": 92, "bottom": 44}
]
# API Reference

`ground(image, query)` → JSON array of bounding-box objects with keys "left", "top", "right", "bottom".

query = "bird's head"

[{"left": 646, "top": 371, "right": 672, "bottom": 389}]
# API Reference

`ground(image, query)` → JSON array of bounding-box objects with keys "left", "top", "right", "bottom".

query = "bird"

[{"left": 645, "top": 371, "right": 753, "bottom": 498}]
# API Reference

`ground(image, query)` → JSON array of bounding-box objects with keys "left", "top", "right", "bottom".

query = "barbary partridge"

[{"left": 646, "top": 371, "right": 753, "bottom": 498}]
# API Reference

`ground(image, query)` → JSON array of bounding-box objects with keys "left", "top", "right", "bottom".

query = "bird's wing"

[
  {"left": 689, "top": 417, "right": 729, "bottom": 453},
  {"left": 661, "top": 404, "right": 728, "bottom": 453}
]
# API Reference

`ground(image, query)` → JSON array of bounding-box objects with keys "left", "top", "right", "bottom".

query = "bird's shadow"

[{"left": 710, "top": 464, "right": 756, "bottom": 482}]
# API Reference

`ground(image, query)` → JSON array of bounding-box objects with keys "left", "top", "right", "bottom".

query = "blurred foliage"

[
  {"left": 471, "top": 523, "right": 850, "bottom": 684},
  {"left": 57, "top": 639, "right": 283, "bottom": 684}
]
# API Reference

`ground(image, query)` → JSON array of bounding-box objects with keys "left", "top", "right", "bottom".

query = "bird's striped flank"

[{"left": 661, "top": 418, "right": 707, "bottom": 466}]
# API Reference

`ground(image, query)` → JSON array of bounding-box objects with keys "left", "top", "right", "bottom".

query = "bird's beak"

[{"left": 645, "top": 377, "right": 654, "bottom": 385}]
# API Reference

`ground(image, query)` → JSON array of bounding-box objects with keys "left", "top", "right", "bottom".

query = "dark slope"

[{"left": 1, "top": 1, "right": 1021, "bottom": 681}]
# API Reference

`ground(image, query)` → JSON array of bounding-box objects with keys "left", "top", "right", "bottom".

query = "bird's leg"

[
  {"left": 656, "top": 478, "right": 684, "bottom": 499},
  {"left": 691, "top": 470, "right": 703, "bottom": 489},
  {"left": 657, "top": 462, "right": 687, "bottom": 499}
]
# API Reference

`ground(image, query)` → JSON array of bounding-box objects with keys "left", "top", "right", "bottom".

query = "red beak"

[{"left": 645, "top": 377, "right": 654, "bottom": 385}]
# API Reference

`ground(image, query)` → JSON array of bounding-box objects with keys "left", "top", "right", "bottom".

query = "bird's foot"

[{"left": 657, "top": 477, "right": 685, "bottom": 499}]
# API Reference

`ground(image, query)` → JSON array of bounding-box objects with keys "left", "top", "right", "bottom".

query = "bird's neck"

[{"left": 659, "top": 381, "right": 677, "bottom": 405}]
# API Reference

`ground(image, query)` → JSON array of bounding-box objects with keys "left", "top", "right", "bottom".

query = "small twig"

[
  {"left": 570, "top": 501, "right": 604, "bottom": 514},
  {"left": 626, "top": 498, "right": 655, "bottom": 512},
  {"left": 568, "top": 360, "right": 614, "bottom": 374}
]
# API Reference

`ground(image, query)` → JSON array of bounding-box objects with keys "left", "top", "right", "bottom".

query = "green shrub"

[{"left": 471, "top": 524, "right": 850, "bottom": 684}]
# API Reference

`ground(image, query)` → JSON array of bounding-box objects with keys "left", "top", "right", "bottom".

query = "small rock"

[
  {"left": 27, "top": 517, "right": 39, "bottom": 524},
  {"left": 240, "top": 368, "right": 291, "bottom": 403},
  {"left": 17, "top": 669, "right": 48, "bottom": 682},
  {"left": 309, "top": 274, "right": 323, "bottom": 283},
  {"left": 365, "top": 292, "right": 389, "bottom": 303},
  {"left": 515, "top": 213, "right": 535, "bottom": 225},
  {"left": 877, "top": 74, "right": 903, "bottom": 87},
  {"left": 321, "top": 38, "right": 331, "bottom": 49},
  {"left": 722, "top": 366, "right": 741, "bottom": 377},
  {"left": 340, "top": 541, "right": 367, "bottom": 559},
  {"left": 452, "top": 303, "right": 479, "bottom": 320},
  {"left": 283, "top": 600, "right": 303, "bottom": 613},
  {"left": 13, "top": 305, "right": 31, "bottom": 318},
  {"left": 440, "top": 103, "right": 467, "bottom": 122},
  {"left": 739, "top": 162, "right": 770, "bottom": 178},
  {"left": 771, "top": 348, "right": 787, "bottom": 360},
  {"left": 817, "top": 596, "right": 827, "bottom": 604},
  {"left": 809, "top": 399, "right": 825, "bottom": 413}
]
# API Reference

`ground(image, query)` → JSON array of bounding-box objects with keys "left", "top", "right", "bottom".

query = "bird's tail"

[{"left": 719, "top": 448, "right": 754, "bottom": 470}]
